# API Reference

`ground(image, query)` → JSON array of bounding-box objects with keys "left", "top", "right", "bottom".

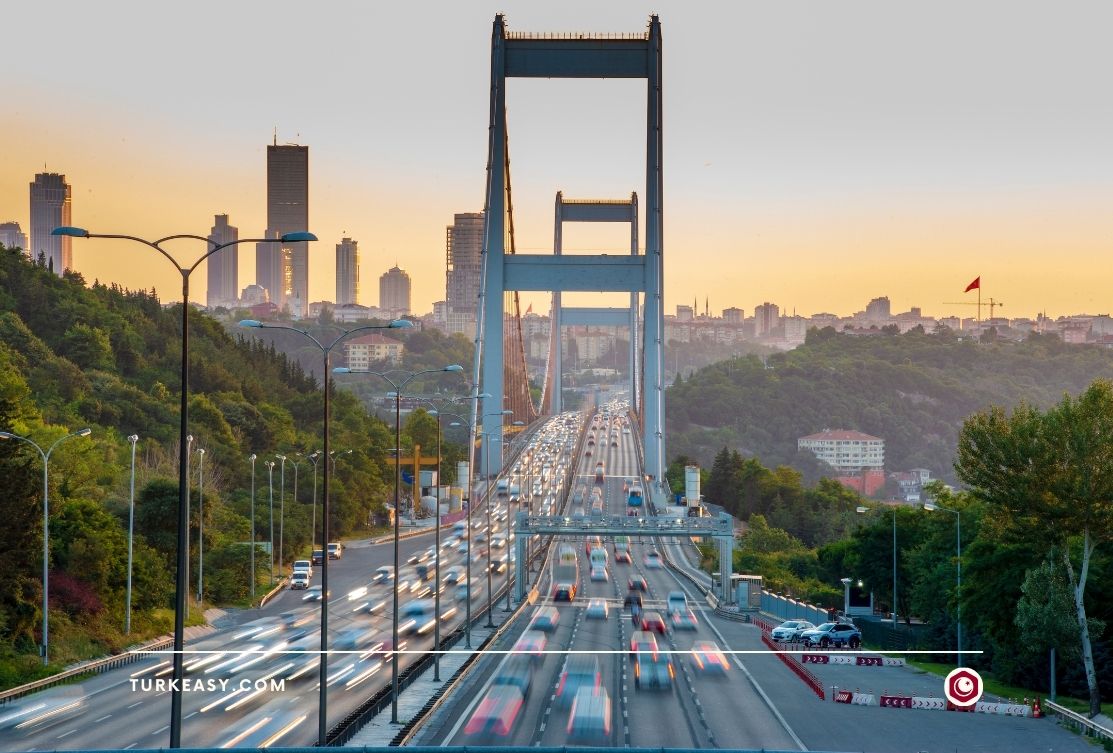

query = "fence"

[
  {"left": 1043, "top": 700, "right": 1113, "bottom": 743},
  {"left": 760, "top": 591, "right": 830, "bottom": 626},
  {"left": 752, "top": 616, "right": 825, "bottom": 700}
]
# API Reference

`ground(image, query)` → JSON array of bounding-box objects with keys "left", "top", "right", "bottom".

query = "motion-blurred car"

[
  {"left": 463, "top": 686, "right": 524, "bottom": 740},
  {"left": 513, "top": 630, "right": 547, "bottom": 662},
  {"left": 302, "top": 585, "right": 330, "bottom": 601},
  {"left": 589, "top": 565, "right": 608, "bottom": 582},
  {"left": 623, "top": 592, "right": 644, "bottom": 612},
  {"left": 666, "top": 591, "right": 688, "bottom": 615},
  {"left": 566, "top": 687, "right": 611, "bottom": 744},
  {"left": 218, "top": 705, "right": 307, "bottom": 748},
  {"left": 372, "top": 565, "right": 394, "bottom": 584},
  {"left": 670, "top": 609, "right": 698, "bottom": 631},
  {"left": 327, "top": 542, "right": 343, "bottom": 560},
  {"left": 553, "top": 582, "right": 576, "bottom": 602},
  {"left": 690, "top": 641, "right": 730, "bottom": 675},
  {"left": 639, "top": 610, "right": 667, "bottom": 635},
  {"left": 627, "top": 576, "right": 648, "bottom": 592},
  {"left": 644, "top": 551, "right": 663, "bottom": 569},
  {"left": 555, "top": 655, "right": 602, "bottom": 708},
  {"left": 770, "top": 620, "right": 815, "bottom": 642},
  {"left": 529, "top": 606, "right": 560, "bottom": 632},
  {"left": 443, "top": 566, "right": 463, "bottom": 584},
  {"left": 311, "top": 549, "right": 325, "bottom": 565},
  {"left": 0, "top": 687, "right": 87, "bottom": 731},
  {"left": 492, "top": 655, "right": 534, "bottom": 699},
  {"left": 629, "top": 630, "right": 658, "bottom": 659},
  {"left": 585, "top": 598, "right": 609, "bottom": 620},
  {"left": 634, "top": 651, "right": 674, "bottom": 690}
]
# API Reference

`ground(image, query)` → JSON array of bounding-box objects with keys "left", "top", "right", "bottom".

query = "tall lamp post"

[
  {"left": 125, "top": 434, "right": 139, "bottom": 634},
  {"left": 924, "top": 502, "right": 962, "bottom": 657},
  {"left": 840, "top": 577, "right": 851, "bottom": 618},
  {"left": 331, "top": 364, "right": 465, "bottom": 724},
  {"left": 308, "top": 451, "right": 322, "bottom": 546},
  {"left": 504, "top": 421, "right": 526, "bottom": 611},
  {"left": 196, "top": 447, "right": 205, "bottom": 602},
  {"left": 249, "top": 454, "right": 257, "bottom": 600},
  {"left": 857, "top": 505, "right": 898, "bottom": 626},
  {"left": 0, "top": 427, "right": 92, "bottom": 664},
  {"left": 55, "top": 225, "right": 316, "bottom": 749},
  {"left": 185, "top": 434, "right": 193, "bottom": 612},
  {"left": 289, "top": 453, "right": 302, "bottom": 555},
  {"left": 409, "top": 399, "right": 449, "bottom": 682},
  {"left": 241, "top": 318, "right": 413, "bottom": 746},
  {"left": 266, "top": 461, "right": 277, "bottom": 581},
  {"left": 276, "top": 454, "right": 287, "bottom": 576}
]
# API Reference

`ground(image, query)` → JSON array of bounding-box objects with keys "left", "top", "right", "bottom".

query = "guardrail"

[
  {"left": 756, "top": 625, "right": 826, "bottom": 701},
  {"left": 258, "top": 577, "right": 287, "bottom": 607},
  {"left": 1043, "top": 700, "right": 1113, "bottom": 742},
  {"left": 0, "top": 636, "right": 174, "bottom": 704}
]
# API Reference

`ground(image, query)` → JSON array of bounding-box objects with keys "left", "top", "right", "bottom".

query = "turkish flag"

[
  {"left": 964, "top": 276, "right": 980, "bottom": 293},
  {"left": 526, "top": 303, "right": 533, "bottom": 314}
]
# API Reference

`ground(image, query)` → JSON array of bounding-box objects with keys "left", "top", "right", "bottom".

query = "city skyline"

[{"left": 1, "top": 1, "right": 1110, "bottom": 319}]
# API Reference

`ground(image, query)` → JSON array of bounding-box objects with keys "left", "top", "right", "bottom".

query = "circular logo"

[{"left": 944, "top": 667, "right": 983, "bottom": 707}]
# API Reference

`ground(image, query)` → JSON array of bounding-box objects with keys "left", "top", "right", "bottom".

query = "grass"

[{"left": 906, "top": 658, "right": 1112, "bottom": 717}]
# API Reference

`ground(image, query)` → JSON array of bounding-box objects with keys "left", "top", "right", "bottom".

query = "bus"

[{"left": 627, "top": 485, "right": 643, "bottom": 507}]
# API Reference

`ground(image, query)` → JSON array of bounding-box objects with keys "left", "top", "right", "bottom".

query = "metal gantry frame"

[
  {"left": 512, "top": 512, "right": 734, "bottom": 605},
  {"left": 477, "top": 14, "right": 665, "bottom": 482}
]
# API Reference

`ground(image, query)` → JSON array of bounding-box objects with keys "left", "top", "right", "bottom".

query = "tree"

[{"left": 957, "top": 381, "right": 1113, "bottom": 717}]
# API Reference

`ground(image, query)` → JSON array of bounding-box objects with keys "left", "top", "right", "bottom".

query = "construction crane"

[{"left": 944, "top": 297, "right": 1004, "bottom": 321}]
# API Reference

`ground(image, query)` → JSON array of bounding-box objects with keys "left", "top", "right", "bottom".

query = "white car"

[
  {"left": 770, "top": 620, "right": 815, "bottom": 642},
  {"left": 289, "top": 572, "right": 310, "bottom": 590},
  {"left": 292, "top": 560, "right": 312, "bottom": 578}
]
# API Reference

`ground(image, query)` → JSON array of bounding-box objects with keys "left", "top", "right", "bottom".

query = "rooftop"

[{"left": 799, "top": 429, "right": 883, "bottom": 442}]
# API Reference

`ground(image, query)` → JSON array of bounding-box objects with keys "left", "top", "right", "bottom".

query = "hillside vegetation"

[
  {"left": 667, "top": 326, "right": 1113, "bottom": 483},
  {"left": 0, "top": 247, "right": 461, "bottom": 686}
]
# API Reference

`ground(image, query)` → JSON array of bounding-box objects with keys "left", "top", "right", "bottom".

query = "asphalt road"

[{"left": 0, "top": 416, "right": 573, "bottom": 751}]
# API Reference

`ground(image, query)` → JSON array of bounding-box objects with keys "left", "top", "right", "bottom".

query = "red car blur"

[{"left": 639, "top": 610, "right": 667, "bottom": 635}]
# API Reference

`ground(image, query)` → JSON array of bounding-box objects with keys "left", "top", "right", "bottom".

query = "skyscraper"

[
  {"left": 30, "top": 173, "right": 72, "bottom": 275},
  {"left": 261, "top": 142, "right": 308, "bottom": 315},
  {"left": 335, "top": 237, "right": 360, "bottom": 306},
  {"left": 445, "top": 211, "right": 484, "bottom": 334},
  {"left": 206, "top": 214, "right": 239, "bottom": 308},
  {"left": 0, "top": 221, "right": 27, "bottom": 253},
  {"left": 754, "top": 302, "right": 780, "bottom": 336},
  {"left": 379, "top": 265, "right": 411, "bottom": 315}
]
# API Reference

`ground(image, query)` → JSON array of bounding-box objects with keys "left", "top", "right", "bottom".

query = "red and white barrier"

[{"left": 801, "top": 653, "right": 905, "bottom": 667}]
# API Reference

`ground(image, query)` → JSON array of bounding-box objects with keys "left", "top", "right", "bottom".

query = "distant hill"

[{"left": 666, "top": 326, "right": 1113, "bottom": 484}]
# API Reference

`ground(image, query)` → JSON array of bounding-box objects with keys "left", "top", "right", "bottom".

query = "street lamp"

[
  {"left": 185, "top": 434, "right": 193, "bottom": 612},
  {"left": 331, "top": 364, "right": 465, "bottom": 724},
  {"left": 276, "top": 454, "right": 287, "bottom": 576},
  {"left": 249, "top": 454, "right": 257, "bottom": 600},
  {"left": 55, "top": 225, "right": 315, "bottom": 749},
  {"left": 289, "top": 453, "right": 302, "bottom": 556},
  {"left": 924, "top": 502, "right": 962, "bottom": 657},
  {"left": 196, "top": 447, "right": 205, "bottom": 602},
  {"left": 0, "top": 427, "right": 92, "bottom": 664},
  {"left": 857, "top": 505, "right": 898, "bottom": 626},
  {"left": 839, "top": 577, "right": 851, "bottom": 619},
  {"left": 241, "top": 318, "right": 413, "bottom": 745},
  {"left": 480, "top": 430, "right": 502, "bottom": 628},
  {"left": 504, "top": 420, "right": 526, "bottom": 611},
  {"left": 308, "top": 451, "right": 322, "bottom": 547},
  {"left": 266, "top": 461, "right": 276, "bottom": 582},
  {"left": 125, "top": 434, "right": 139, "bottom": 634}
]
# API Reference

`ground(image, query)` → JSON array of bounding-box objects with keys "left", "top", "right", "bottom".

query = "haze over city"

[{"left": 3, "top": 0, "right": 1111, "bottom": 318}]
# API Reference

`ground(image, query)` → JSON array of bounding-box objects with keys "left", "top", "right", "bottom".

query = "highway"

[
  {"left": 0, "top": 413, "right": 579, "bottom": 751},
  {"left": 419, "top": 403, "right": 800, "bottom": 749}
]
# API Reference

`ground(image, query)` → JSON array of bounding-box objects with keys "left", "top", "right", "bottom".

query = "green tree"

[
  {"left": 59, "top": 322, "right": 114, "bottom": 370},
  {"left": 957, "top": 381, "right": 1113, "bottom": 716}
]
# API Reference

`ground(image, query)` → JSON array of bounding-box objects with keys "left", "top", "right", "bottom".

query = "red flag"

[
  {"left": 526, "top": 303, "right": 533, "bottom": 314},
  {"left": 964, "top": 276, "right": 980, "bottom": 293}
]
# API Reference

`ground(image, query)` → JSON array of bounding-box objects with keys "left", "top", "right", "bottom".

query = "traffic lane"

[
  {"left": 706, "top": 616, "right": 1092, "bottom": 753},
  {"left": 788, "top": 646, "right": 961, "bottom": 700}
]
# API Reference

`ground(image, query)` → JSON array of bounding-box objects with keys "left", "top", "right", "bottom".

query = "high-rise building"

[
  {"left": 255, "top": 229, "right": 284, "bottom": 309},
  {"left": 865, "top": 296, "right": 891, "bottom": 323},
  {"left": 754, "top": 302, "right": 780, "bottom": 336},
  {"left": 30, "top": 173, "right": 72, "bottom": 275},
  {"left": 379, "top": 265, "right": 411, "bottom": 314},
  {"left": 262, "top": 142, "right": 308, "bottom": 315},
  {"left": 206, "top": 214, "right": 238, "bottom": 308},
  {"left": 0, "top": 221, "right": 28, "bottom": 253},
  {"left": 445, "top": 211, "right": 484, "bottom": 334},
  {"left": 722, "top": 307, "right": 744, "bottom": 323},
  {"left": 335, "top": 237, "right": 359, "bottom": 306}
]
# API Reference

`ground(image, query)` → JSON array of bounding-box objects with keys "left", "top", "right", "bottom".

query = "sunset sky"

[{"left": 3, "top": 0, "right": 1111, "bottom": 319}]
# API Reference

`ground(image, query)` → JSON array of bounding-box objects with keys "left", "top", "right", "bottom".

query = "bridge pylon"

[{"left": 478, "top": 14, "right": 665, "bottom": 479}]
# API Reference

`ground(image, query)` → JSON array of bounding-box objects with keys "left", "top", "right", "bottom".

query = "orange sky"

[{"left": 3, "top": 1, "right": 1111, "bottom": 320}]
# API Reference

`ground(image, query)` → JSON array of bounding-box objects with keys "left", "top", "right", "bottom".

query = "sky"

[{"left": 3, "top": 0, "right": 1112, "bottom": 320}]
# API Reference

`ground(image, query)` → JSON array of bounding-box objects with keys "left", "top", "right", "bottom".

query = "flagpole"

[{"left": 977, "top": 285, "right": 981, "bottom": 323}]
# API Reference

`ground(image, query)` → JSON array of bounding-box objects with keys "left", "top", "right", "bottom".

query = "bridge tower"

[
  {"left": 478, "top": 14, "right": 665, "bottom": 479},
  {"left": 549, "top": 192, "right": 640, "bottom": 415}
]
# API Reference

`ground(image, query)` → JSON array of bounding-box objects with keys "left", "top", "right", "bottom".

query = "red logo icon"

[{"left": 944, "top": 667, "right": 983, "bottom": 708}]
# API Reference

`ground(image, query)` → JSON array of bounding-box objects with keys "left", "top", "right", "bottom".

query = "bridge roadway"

[
  {"left": 417, "top": 409, "right": 799, "bottom": 749},
  {"left": 0, "top": 416, "right": 574, "bottom": 751}
]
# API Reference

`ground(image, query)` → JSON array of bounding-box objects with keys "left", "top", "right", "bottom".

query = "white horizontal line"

[{"left": 132, "top": 648, "right": 983, "bottom": 656}]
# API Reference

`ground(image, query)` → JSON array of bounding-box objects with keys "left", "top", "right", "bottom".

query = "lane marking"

[
  {"left": 126, "top": 701, "right": 143, "bottom": 709},
  {"left": 94, "top": 715, "right": 112, "bottom": 723},
  {"left": 151, "top": 725, "right": 170, "bottom": 736},
  {"left": 56, "top": 730, "right": 77, "bottom": 739}
]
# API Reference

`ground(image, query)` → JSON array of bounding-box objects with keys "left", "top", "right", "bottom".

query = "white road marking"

[
  {"left": 56, "top": 730, "right": 77, "bottom": 739},
  {"left": 94, "top": 715, "right": 112, "bottom": 723},
  {"left": 151, "top": 725, "right": 170, "bottom": 736},
  {"left": 126, "top": 701, "right": 143, "bottom": 709}
]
